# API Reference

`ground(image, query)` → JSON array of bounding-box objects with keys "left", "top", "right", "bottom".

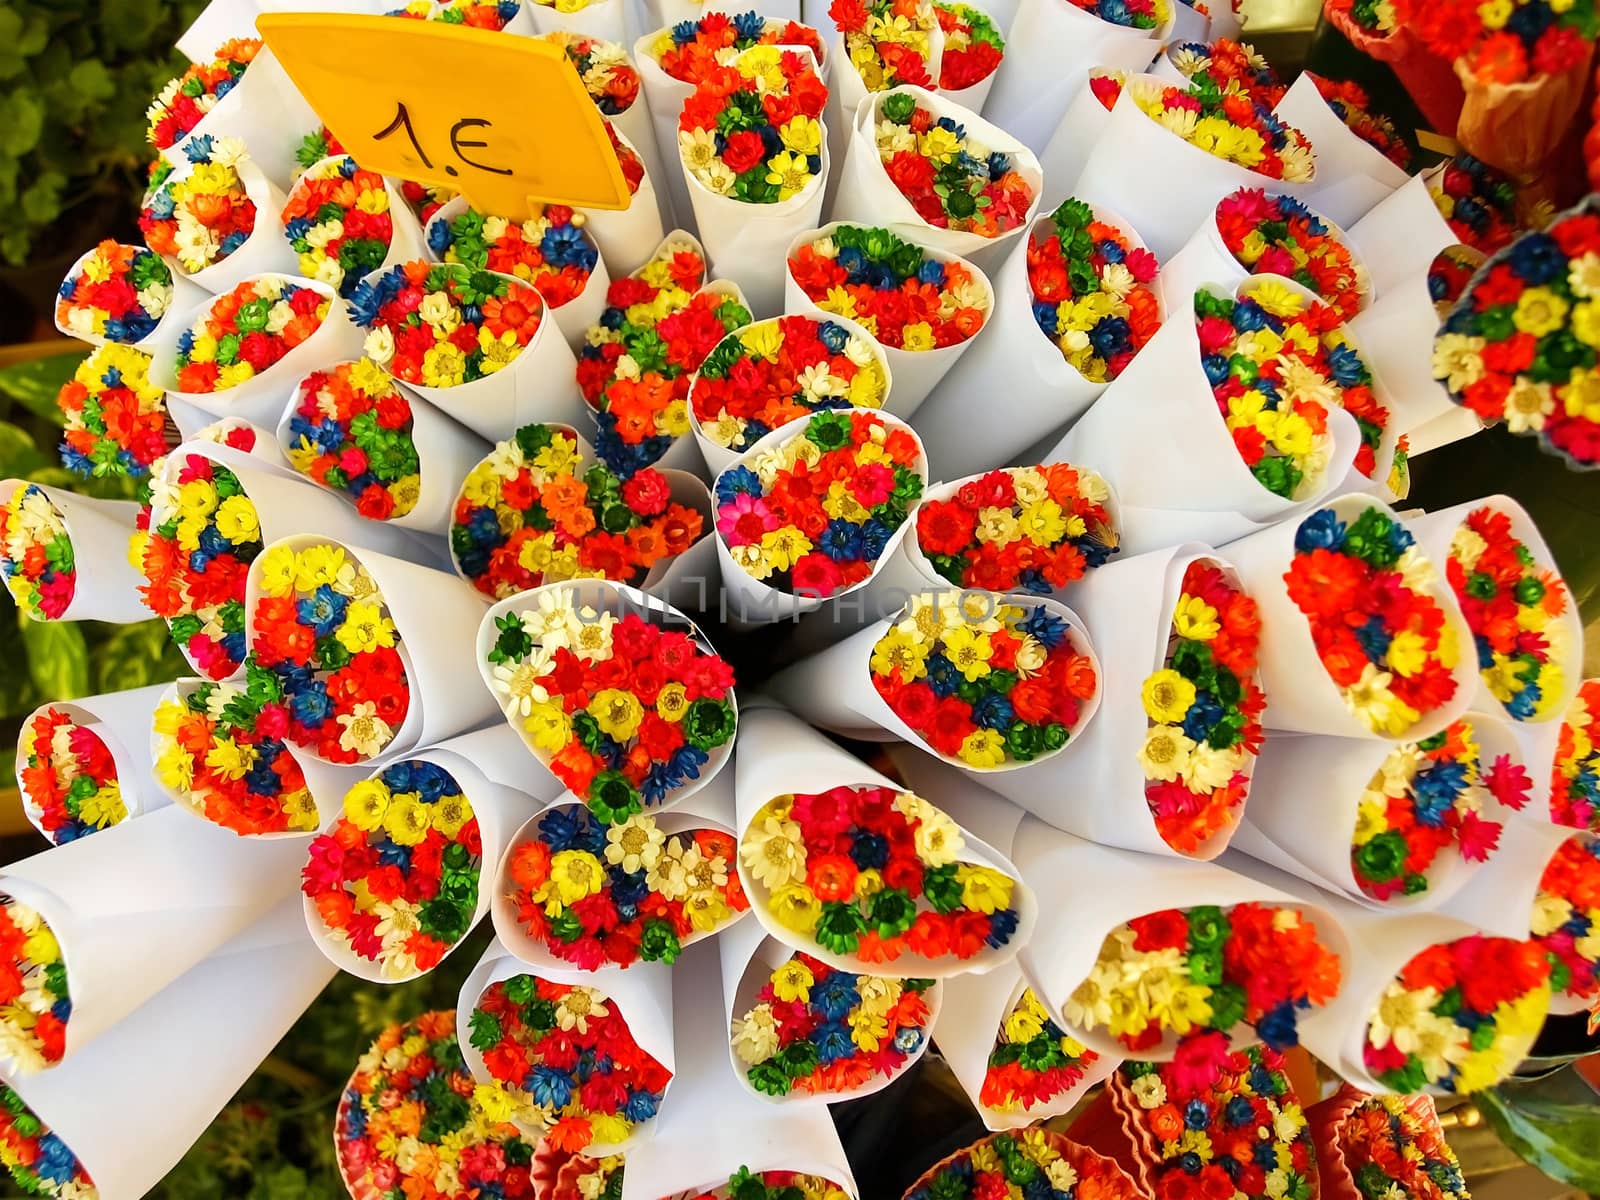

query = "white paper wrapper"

[
  {"left": 580, "top": 125, "right": 670, "bottom": 275},
  {"left": 782, "top": 221, "right": 993, "bottom": 421},
  {"left": 244, "top": 532, "right": 503, "bottom": 762},
  {"left": 1036, "top": 74, "right": 1119, "bottom": 211},
  {"left": 53, "top": 246, "right": 208, "bottom": 350},
  {"left": 1219, "top": 492, "right": 1478, "bottom": 741},
  {"left": 710, "top": 411, "right": 927, "bottom": 628},
  {"left": 284, "top": 155, "right": 431, "bottom": 294},
  {"left": 146, "top": 275, "right": 366, "bottom": 427},
  {"left": 1344, "top": 174, "right": 1457, "bottom": 300},
  {"left": 984, "top": 0, "right": 1168, "bottom": 154},
  {"left": 457, "top": 939, "right": 675, "bottom": 1154},
  {"left": 1012, "top": 819, "right": 1353, "bottom": 1061},
  {"left": 0, "top": 804, "right": 307, "bottom": 1063},
  {"left": 821, "top": 28, "right": 945, "bottom": 214},
  {"left": 912, "top": 203, "right": 1157, "bottom": 479},
  {"left": 301, "top": 726, "right": 542, "bottom": 982},
  {"left": 474, "top": 579, "right": 737, "bottom": 807},
  {"left": 832, "top": 85, "right": 1041, "bottom": 277},
  {"left": 156, "top": 49, "right": 318, "bottom": 191},
  {"left": 275, "top": 368, "right": 491, "bottom": 538},
  {"left": 175, "top": 0, "right": 262, "bottom": 64},
  {"left": 393, "top": 269, "right": 586, "bottom": 444},
  {"left": 1405, "top": 407, "right": 1486, "bottom": 458},
  {"left": 1072, "top": 75, "right": 1317, "bottom": 261},
  {"left": 1273, "top": 74, "right": 1408, "bottom": 230},
  {"left": 189, "top": 414, "right": 297, "bottom": 471},
  {"left": 620, "top": 936, "right": 859, "bottom": 1198},
  {"left": 1406, "top": 495, "right": 1584, "bottom": 727},
  {"left": 731, "top": 702, "right": 1035, "bottom": 975},
  {"left": 15, "top": 685, "right": 173, "bottom": 843},
  {"left": 0, "top": 895, "right": 335, "bottom": 1200},
  {"left": 527, "top": 0, "right": 627, "bottom": 39},
  {"left": 0, "top": 482, "right": 149, "bottom": 624},
  {"left": 633, "top": 32, "right": 698, "bottom": 233}
]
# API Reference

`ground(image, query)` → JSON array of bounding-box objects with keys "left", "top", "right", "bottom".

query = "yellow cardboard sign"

[{"left": 256, "top": 13, "right": 631, "bottom": 220}]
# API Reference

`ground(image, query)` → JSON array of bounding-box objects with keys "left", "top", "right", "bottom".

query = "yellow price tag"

[{"left": 256, "top": 13, "right": 631, "bottom": 220}]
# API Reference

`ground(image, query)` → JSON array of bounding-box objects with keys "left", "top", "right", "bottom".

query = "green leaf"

[
  {"left": 20, "top": 613, "right": 89, "bottom": 700},
  {"left": 0, "top": 350, "right": 81, "bottom": 423},
  {"left": 0, "top": 604, "right": 38, "bottom": 717},
  {"left": 1478, "top": 1074, "right": 1600, "bottom": 1191},
  {"left": 18, "top": 168, "right": 64, "bottom": 225},
  {"left": 0, "top": 90, "right": 43, "bottom": 158},
  {"left": 67, "top": 59, "right": 114, "bottom": 103},
  {"left": 95, "top": 620, "right": 183, "bottom": 692},
  {"left": 0, "top": 419, "right": 45, "bottom": 477}
]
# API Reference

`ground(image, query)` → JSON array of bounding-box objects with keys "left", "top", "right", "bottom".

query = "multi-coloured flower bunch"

[
  {"left": 353, "top": 260, "right": 546, "bottom": 390},
  {"left": 555, "top": 1154, "right": 624, "bottom": 1200},
  {"left": 738, "top": 783, "right": 1021, "bottom": 964},
  {"left": 1284, "top": 506, "right": 1462, "bottom": 737},
  {"left": 56, "top": 240, "right": 176, "bottom": 345},
  {"left": 731, "top": 951, "right": 934, "bottom": 1096},
  {"left": 0, "top": 485, "right": 73, "bottom": 621},
  {"left": 400, "top": 179, "right": 456, "bottom": 226},
  {"left": 250, "top": 540, "right": 410, "bottom": 763},
  {"left": 1552, "top": 680, "right": 1600, "bottom": 830},
  {"left": 933, "top": 3, "right": 1002, "bottom": 91},
  {"left": 1214, "top": 188, "right": 1368, "bottom": 323},
  {"left": 173, "top": 275, "right": 331, "bottom": 394},
  {"left": 714, "top": 410, "right": 923, "bottom": 598},
  {"left": 1066, "top": 0, "right": 1169, "bottom": 29},
  {"left": 915, "top": 464, "right": 1118, "bottom": 594},
  {"left": 1430, "top": 154, "right": 1522, "bottom": 255},
  {"left": 1532, "top": 834, "right": 1600, "bottom": 1004},
  {"left": 1027, "top": 197, "right": 1161, "bottom": 383},
  {"left": 788, "top": 225, "right": 991, "bottom": 352},
  {"left": 145, "top": 37, "right": 259, "bottom": 152},
  {"left": 1445, "top": 505, "right": 1573, "bottom": 722},
  {"left": 692, "top": 316, "right": 889, "bottom": 455},
  {"left": 676, "top": 46, "right": 828, "bottom": 204},
  {"left": 452, "top": 425, "right": 705, "bottom": 597},
  {"left": 870, "top": 594, "right": 1098, "bottom": 769},
  {"left": 1331, "top": 1093, "right": 1469, "bottom": 1200},
  {"left": 1392, "top": 0, "right": 1598, "bottom": 85},
  {"left": 280, "top": 157, "right": 397, "bottom": 298},
  {"left": 435, "top": 0, "right": 524, "bottom": 29},
  {"left": 1118, "top": 1046, "right": 1314, "bottom": 1200},
  {"left": 546, "top": 33, "right": 639, "bottom": 116},
  {"left": 1326, "top": 0, "right": 1394, "bottom": 35},
  {"left": 1065, "top": 902, "right": 1344, "bottom": 1053},
  {"left": 428, "top": 205, "right": 600, "bottom": 313},
  {"left": 674, "top": 1169, "right": 850, "bottom": 1200},
  {"left": 285, "top": 359, "right": 421, "bottom": 521},
  {"left": 152, "top": 667, "right": 320, "bottom": 835},
  {"left": 294, "top": 124, "right": 346, "bottom": 175},
  {"left": 1364, "top": 935, "right": 1550, "bottom": 1094},
  {"left": 829, "top": 0, "right": 938, "bottom": 90},
  {"left": 1307, "top": 73, "right": 1411, "bottom": 169},
  {"left": 505, "top": 805, "right": 748, "bottom": 968},
  {"left": 1351, "top": 718, "right": 1530, "bottom": 900},
  {"left": 981, "top": 986, "right": 1099, "bottom": 1116},
  {"left": 1089, "top": 67, "right": 1127, "bottom": 112},
  {"left": 139, "top": 136, "right": 259, "bottom": 276},
  {"left": 55, "top": 343, "right": 170, "bottom": 479},
  {"left": 604, "top": 122, "right": 646, "bottom": 199},
  {"left": 484, "top": 593, "right": 736, "bottom": 819},
  {"left": 905, "top": 1131, "right": 1139, "bottom": 1200},
  {"left": 17, "top": 708, "right": 125, "bottom": 844},
  {"left": 0, "top": 899, "right": 68, "bottom": 1073},
  {"left": 1429, "top": 247, "right": 1482, "bottom": 316},
  {"left": 872, "top": 93, "right": 1035, "bottom": 237},
  {"left": 1140, "top": 560, "right": 1263, "bottom": 854},
  {"left": 0, "top": 1085, "right": 93, "bottom": 1199},
  {"left": 303, "top": 760, "right": 480, "bottom": 977},
  {"left": 1435, "top": 205, "right": 1600, "bottom": 466},
  {"left": 133, "top": 450, "right": 260, "bottom": 677},
  {"left": 1129, "top": 78, "right": 1316, "bottom": 182},
  {"left": 468, "top": 974, "right": 673, "bottom": 1151},
  {"left": 336, "top": 1012, "right": 537, "bottom": 1199},
  {"left": 1165, "top": 38, "right": 1286, "bottom": 108},
  {"left": 648, "top": 12, "right": 826, "bottom": 85}
]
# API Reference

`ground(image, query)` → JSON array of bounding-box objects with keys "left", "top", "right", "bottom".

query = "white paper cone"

[
  {"left": 634, "top": 36, "right": 699, "bottom": 233},
  {"left": 832, "top": 86, "right": 1041, "bottom": 277},
  {"left": 1072, "top": 76, "right": 1316, "bottom": 261},
  {"left": 15, "top": 685, "right": 173, "bottom": 842},
  {"left": 911, "top": 204, "right": 1157, "bottom": 479},
  {"left": 935, "top": 2, "right": 1001, "bottom": 113},
  {"left": 580, "top": 126, "right": 669, "bottom": 275},
  {"left": 457, "top": 940, "right": 675, "bottom": 1153},
  {"left": 782, "top": 220, "right": 993, "bottom": 419},
  {"left": 0, "top": 805, "right": 307, "bottom": 1062},
  {"left": 474, "top": 579, "right": 737, "bottom": 808},
  {"left": 1406, "top": 495, "right": 1584, "bottom": 727},
  {"left": 1274, "top": 74, "right": 1409, "bottom": 230},
  {"left": 156, "top": 49, "right": 317, "bottom": 191},
  {"left": 731, "top": 703, "right": 1034, "bottom": 975},
  {"left": 1344, "top": 175, "right": 1457, "bottom": 300},
  {"left": 620, "top": 937, "right": 858, "bottom": 1198},
  {"left": 528, "top": 0, "right": 627, "bottom": 39},
  {"left": 1347, "top": 270, "right": 1475, "bottom": 447},
  {"left": 983, "top": 0, "right": 1168, "bottom": 154},
  {"left": 1166, "top": 1, "right": 1210, "bottom": 40},
  {"left": 190, "top": 414, "right": 297, "bottom": 472},
  {"left": 245, "top": 533, "right": 502, "bottom": 762},
  {"left": 1037, "top": 76, "right": 1118, "bottom": 211},
  {"left": 0, "top": 482, "right": 148, "bottom": 624},
  {"left": 146, "top": 275, "right": 365, "bottom": 426},
  {"left": 637, "top": 467, "right": 721, "bottom": 609},
  {"left": 53, "top": 246, "right": 208, "bottom": 351},
  {"left": 1013, "top": 819, "right": 1353, "bottom": 1061},
  {"left": 605, "top": 89, "right": 674, "bottom": 228},
  {"left": 1220, "top": 492, "right": 1478, "bottom": 741},
  {"left": 175, "top": 0, "right": 262, "bottom": 64},
  {"left": 285, "top": 156, "right": 430, "bottom": 294},
  {"left": 710, "top": 411, "right": 927, "bottom": 629},
  {"left": 302, "top": 726, "right": 542, "bottom": 982},
  {"left": 1, "top": 895, "right": 334, "bottom": 1200}
]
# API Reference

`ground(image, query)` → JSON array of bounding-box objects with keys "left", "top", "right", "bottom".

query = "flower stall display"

[
  {"left": 979, "top": 986, "right": 1101, "bottom": 1120},
  {"left": 54, "top": 344, "right": 174, "bottom": 480},
  {"left": 16, "top": 708, "right": 127, "bottom": 845},
  {"left": 283, "top": 360, "right": 425, "bottom": 523},
  {"left": 0, "top": 486, "right": 76, "bottom": 622},
  {"left": 0, "top": 483, "right": 147, "bottom": 625},
  {"left": 280, "top": 156, "right": 421, "bottom": 299},
  {"left": 1160, "top": 37, "right": 1286, "bottom": 107},
  {"left": 55, "top": 240, "right": 197, "bottom": 349},
  {"left": 145, "top": 39, "right": 260, "bottom": 156},
  {"left": 933, "top": 3, "right": 1003, "bottom": 105}
]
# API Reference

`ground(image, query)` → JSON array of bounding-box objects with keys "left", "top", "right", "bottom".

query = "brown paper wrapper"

[
  {"left": 1323, "top": 1, "right": 1464, "bottom": 134},
  {"left": 903, "top": 1126, "right": 1149, "bottom": 1198},
  {"left": 1305, "top": 1084, "right": 1449, "bottom": 1200},
  {"left": 1455, "top": 47, "right": 1596, "bottom": 175}
]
